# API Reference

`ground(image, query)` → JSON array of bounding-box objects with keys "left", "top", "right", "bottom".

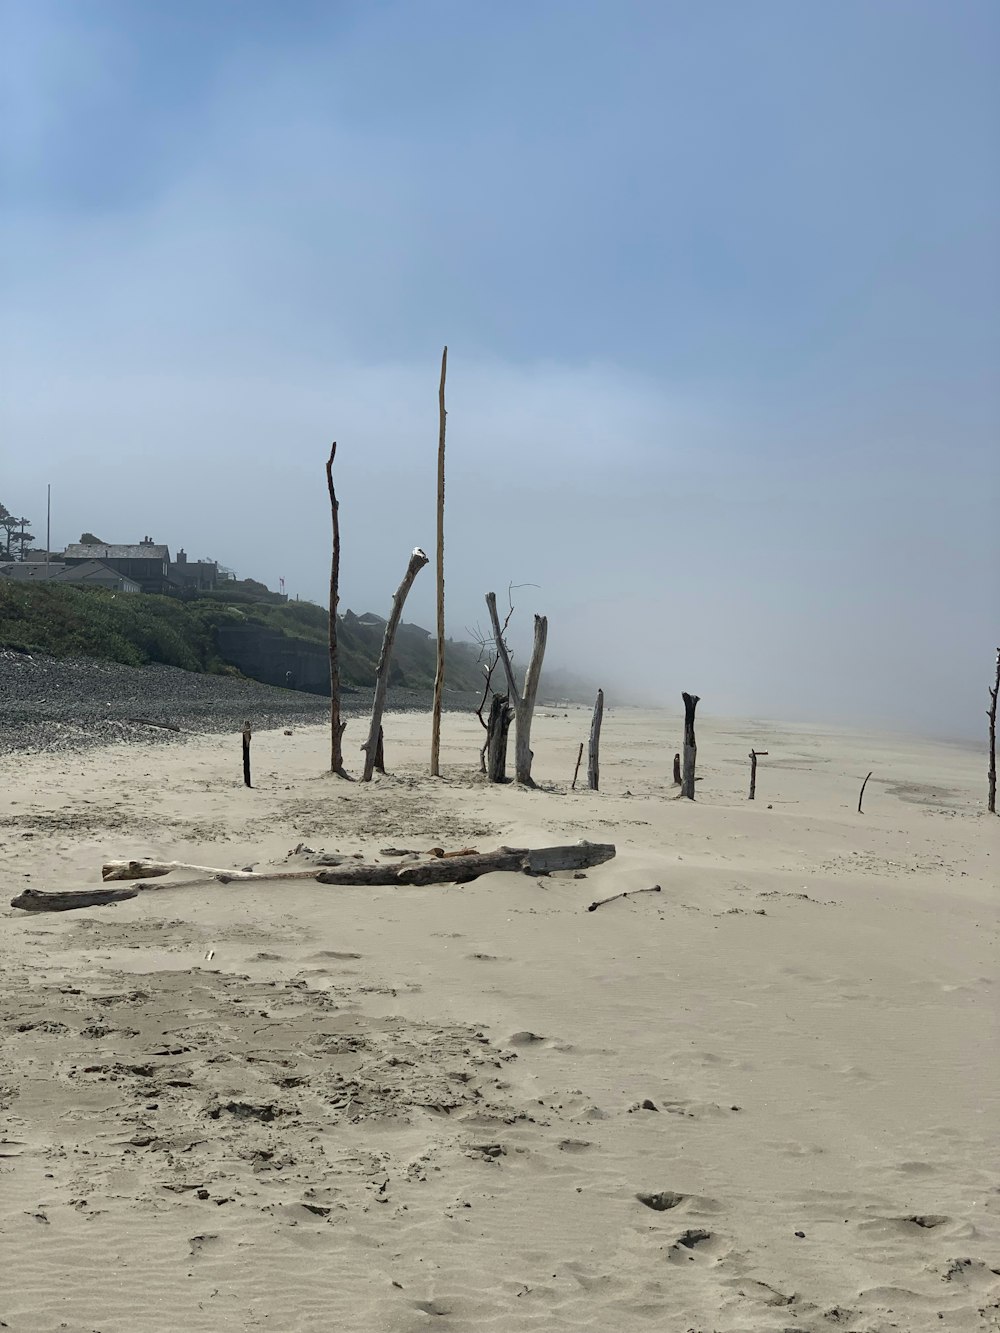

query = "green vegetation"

[{"left": 0, "top": 581, "right": 485, "bottom": 692}]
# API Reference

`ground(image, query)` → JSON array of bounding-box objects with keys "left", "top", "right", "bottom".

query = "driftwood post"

[
  {"left": 588, "top": 689, "right": 604, "bottom": 791},
  {"left": 430, "top": 346, "right": 448, "bottom": 777},
  {"left": 486, "top": 693, "right": 513, "bottom": 783},
  {"left": 361, "top": 548, "right": 429, "bottom": 781},
  {"left": 681, "top": 692, "right": 699, "bottom": 799},
  {"left": 858, "top": 771, "right": 873, "bottom": 814},
  {"left": 672, "top": 753, "right": 682, "bottom": 786},
  {"left": 485, "top": 592, "right": 548, "bottom": 786},
  {"left": 989, "top": 648, "right": 999, "bottom": 815},
  {"left": 748, "top": 749, "right": 768, "bottom": 800},
  {"left": 325, "top": 442, "right": 348, "bottom": 777},
  {"left": 571, "top": 742, "right": 584, "bottom": 790},
  {"left": 242, "top": 722, "right": 252, "bottom": 788}
]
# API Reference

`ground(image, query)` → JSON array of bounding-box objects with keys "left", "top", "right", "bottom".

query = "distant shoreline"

[{"left": 0, "top": 648, "right": 484, "bottom": 756}]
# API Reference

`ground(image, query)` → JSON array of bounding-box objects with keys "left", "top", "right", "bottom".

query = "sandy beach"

[{"left": 1, "top": 705, "right": 997, "bottom": 1332}]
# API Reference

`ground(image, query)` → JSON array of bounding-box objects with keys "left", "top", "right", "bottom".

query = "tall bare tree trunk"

[
  {"left": 588, "top": 689, "right": 604, "bottom": 791},
  {"left": 989, "top": 648, "right": 999, "bottom": 815},
  {"left": 681, "top": 692, "right": 700, "bottom": 799},
  {"left": 361, "top": 548, "right": 429, "bottom": 781},
  {"left": 430, "top": 346, "right": 448, "bottom": 777},
  {"left": 325, "top": 442, "right": 349, "bottom": 777},
  {"left": 485, "top": 592, "right": 548, "bottom": 787}
]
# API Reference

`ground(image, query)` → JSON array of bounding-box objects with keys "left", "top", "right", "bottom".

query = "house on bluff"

[{"left": 62, "top": 536, "right": 172, "bottom": 594}]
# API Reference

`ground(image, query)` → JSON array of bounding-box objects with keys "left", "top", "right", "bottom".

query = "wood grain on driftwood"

[{"left": 13, "top": 843, "right": 617, "bottom": 913}]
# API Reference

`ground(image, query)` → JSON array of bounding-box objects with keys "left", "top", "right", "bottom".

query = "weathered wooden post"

[
  {"left": 486, "top": 693, "right": 513, "bottom": 783},
  {"left": 361, "top": 548, "right": 430, "bottom": 782},
  {"left": 681, "top": 692, "right": 699, "bottom": 799},
  {"left": 989, "top": 648, "right": 999, "bottom": 815},
  {"left": 588, "top": 689, "right": 604, "bottom": 791},
  {"left": 485, "top": 592, "right": 548, "bottom": 786},
  {"left": 430, "top": 346, "right": 448, "bottom": 777},
  {"left": 858, "top": 771, "right": 873, "bottom": 814},
  {"left": 672, "top": 752, "right": 682, "bottom": 786},
  {"left": 571, "top": 742, "right": 584, "bottom": 790},
  {"left": 374, "top": 727, "right": 386, "bottom": 775},
  {"left": 325, "top": 442, "right": 349, "bottom": 777},
  {"left": 748, "top": 749, "right": 768, "bottom": 800},
  {"left": 242, "top": 721, "right": 252, "bottom": 788}
]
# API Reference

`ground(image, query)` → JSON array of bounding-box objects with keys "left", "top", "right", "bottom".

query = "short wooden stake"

[
  {"left": 242, "top": 722, "right": 252, "bottom": 788},
  {"left": 672, "top": 752, "right": 682, "bottom": 786},
  {"left": 748, "top": 749, "right": 768, "bottom": 800},
  {"left": 858, "top": 771, "right": 872, "bottom": 814},
  {"left": 571, "top": 742, "right": 584, "bottom": 790},
  {"left": 587, "top": 689, "right": 604, "bottom": 791}
]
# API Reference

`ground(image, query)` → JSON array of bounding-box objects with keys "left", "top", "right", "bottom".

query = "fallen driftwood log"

[
  {"left": 102, "top": 859, "right": 324, "bottom": 884},
  {"left": 11, "top": 886, "right": 142, "bottom": 913},
  {"left": 126, "top": 718, "right": 182, "bottom": 733},
  {"left": 587, "top": 885, "right": 661, "bottom": 912},
  {"left": 316, "top": 842, "right": 615, "bottom": 886},
  {"left": 12, "top": 843, "right": 617, "bottom": 913}
]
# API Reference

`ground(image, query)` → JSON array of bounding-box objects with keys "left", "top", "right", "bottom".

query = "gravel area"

[{"left": 0, "top": 649, "right": 483, "bottom": 755}]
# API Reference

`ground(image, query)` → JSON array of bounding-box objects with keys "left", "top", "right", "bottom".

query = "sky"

[{"left": 2, "top": 0, "right": 998, "bottom": 738}]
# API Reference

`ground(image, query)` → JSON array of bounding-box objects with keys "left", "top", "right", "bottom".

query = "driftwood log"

[
  {"left": 588, "top": 689, "right": 604, "bottom": 791},
  {"left": 362, "top": 548, "right": 429, "bottom": 781},
  {"left": 325, "top": 441, "right": 350, "bottom": 777},
  {"left": 15, "top": 843, "right": 617, "bottom": 913},
  {"left": 12, "top": 886, "right": 140, "bottom": 913},
  {"left": 430, "top": 346, "right": 447, "bottom": 777},
  {"left": 316, "top": 841, "right": 616, "bottom": 886},
  {"left": 486, "top": 693, "right": 513, "bottom": 783},
  {"left": 485, "top": 592, "right": 548, "bottom": 786},
  {"left": 681, "top": 692, "right": 700, "bottom": 799}
]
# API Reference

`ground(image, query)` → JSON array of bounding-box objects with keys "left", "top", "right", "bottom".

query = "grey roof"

[
  {"left": 0, "top": 561, "right": 67, "bottom": 580},
  {"left": 64, "top": 543, "right": 170, "bottom": 561},
  {"left": 54, "top": 560, "right": 139, "bottom": 586}
]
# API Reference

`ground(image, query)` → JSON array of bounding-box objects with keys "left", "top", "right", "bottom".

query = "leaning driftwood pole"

[
  {"left": 748, "top": 749, "right": 768, "bottom": 800},
  {"left": 571, "top": 742, "right": 584, "bottom": 790},
  {"left": 680, "top": 693, "right": 699, "bottom": 799},
  {"left": 242, "top": 722, "right": 252, "bottom": 788},
  {"left": 430, "top": 346, "right": 448, "bottom": 777},
  {"left": 361, "top": 548, "right": 430, "bottom": 781},
  {"left": 588, "top": 689, "right": 604, "bottom": 791},
  {"left": 858, "top": 771, "right": 873, "bottom": 814},
  {"left": 988, "top": 648, "right": 999, "bottom": 815},
  {"left": 325, "top": 442, "right": 349, "bottom": 777},
  {"left": 672, "top": 752, "right": 682, "bottom": 786},
  {"left": 485, "top": 592, "right": 548, "bottom": 787}
]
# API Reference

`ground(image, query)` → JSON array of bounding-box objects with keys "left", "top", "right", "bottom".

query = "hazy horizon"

[{"left": 2, "top": 1, "right": 997, "bottom": 740}]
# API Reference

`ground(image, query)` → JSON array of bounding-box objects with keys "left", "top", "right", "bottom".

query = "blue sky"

[{"left": 2, "top": 1, "right": 998, "bottom": 735}]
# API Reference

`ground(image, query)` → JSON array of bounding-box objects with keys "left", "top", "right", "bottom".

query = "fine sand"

[{"left": 1, "top": 706, "right": 997, "bottom": 1332}]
